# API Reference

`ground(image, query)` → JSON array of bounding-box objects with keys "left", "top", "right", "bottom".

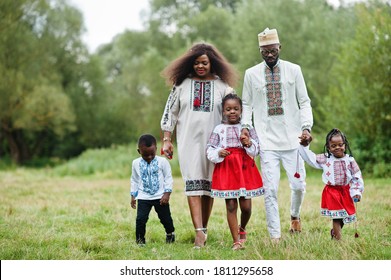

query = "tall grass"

[
  {"left": 1, "top": 160, "right": 390, "bottom": 260},
  {"left": 50, "top": 144, "right": 182, "bottom": 178}
]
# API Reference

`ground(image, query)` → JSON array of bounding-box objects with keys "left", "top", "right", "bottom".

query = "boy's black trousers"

[{"left": 135, "top": 199, "right": 175, "bottom": 243}]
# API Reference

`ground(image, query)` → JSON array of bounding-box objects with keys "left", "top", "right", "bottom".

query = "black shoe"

[
  {"left": 136, "top": 238, "right": 146, "bottom": 246},
  {"left": 166, "top": 233, "right": 175, "bottom": 243}
]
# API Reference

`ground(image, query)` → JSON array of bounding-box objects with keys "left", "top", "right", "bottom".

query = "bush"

[{"left": 351, "top": 136, "right": 391, "bottom": 178}]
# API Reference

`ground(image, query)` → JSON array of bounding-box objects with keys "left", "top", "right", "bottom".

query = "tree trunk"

[
  {"left": 2, "top": 128, "right": 32, "bottom": 164},
  {"left": 3, "top": 129, "right": 21, "bottom": 164},
  {"left": 0, "top": 130, "right": 5, "bottom": 158}
]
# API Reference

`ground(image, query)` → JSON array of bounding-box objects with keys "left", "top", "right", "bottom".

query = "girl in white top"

[
  {"left": 299, "top": 128, "right": 364, "bottom": 240},
  {"left": 207, "top": 93, "right": 263, "bottom": 250}
]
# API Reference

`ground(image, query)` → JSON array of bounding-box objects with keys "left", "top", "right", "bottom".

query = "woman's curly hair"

[{"left": 161, "top": 42, "right": 238, "bottom": 87}]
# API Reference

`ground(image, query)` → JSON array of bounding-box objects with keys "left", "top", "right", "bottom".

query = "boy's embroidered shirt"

[
  {"left": 206, "top": 123, "right": 260, "bottom": 163},
  {"left": 139, "top": 158, "right": 160, "bottom": 195},
  {"left": 130, "top": 156, "right": 173, "bottom": 200},
  {"left": 298, "top": 146, "right": 364, "bottom": 198}
]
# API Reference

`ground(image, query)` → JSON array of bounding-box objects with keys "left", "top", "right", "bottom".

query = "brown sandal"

[
  {"left": 289, "top": 219, "right": 302, "bottom": 233},
  {"left": 238, "top": 225, "right": 247, "bottom": 243},
  {"left": 232, "top": 241, "right": 244, "bottom": 251}
]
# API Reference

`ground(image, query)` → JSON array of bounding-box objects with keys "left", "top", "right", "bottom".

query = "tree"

[
  {"left": 323, "top": 2, "right": 391, "bottom": 175},
  {"left": 95, "top": 31, "right": 155, "bottom": 144},
  {"left": 0, "top": 0, "right": 85, "bottom": 163}
]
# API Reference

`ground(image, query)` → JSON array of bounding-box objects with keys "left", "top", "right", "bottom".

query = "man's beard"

[{"left": 265, "top": 55, "right": 279, "bottom": 68}]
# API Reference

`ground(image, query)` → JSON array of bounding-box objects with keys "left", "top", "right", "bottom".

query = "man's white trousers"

[{"left": 260, "top": 149, "right": 306, "bottom": 238}]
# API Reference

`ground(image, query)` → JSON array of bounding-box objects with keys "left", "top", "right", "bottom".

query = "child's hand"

[
  {"left": 218, "top": 149, "right": 231, "bottom": 158},
  {"left": 130, "top": 197, "right": 136, "bottom": 209},
  {"left": 352, "top": 195, "right": 361, "bottom": 203},
  {"left": 160, "top": 192, "right": 171, "bottom": 205}
]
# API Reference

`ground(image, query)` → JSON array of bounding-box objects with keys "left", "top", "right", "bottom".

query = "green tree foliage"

[
  {"left": 0, "top": 0, "right": 104, "bottom": 163},
  {"left": 148, "top": 0, "right": 241, "bottom": 60},
  {"left": 0, "top": 0, "right": 78, "bottom": 163},
  {"left": 323, "top": 2, "right": 391, "bottom": 176},
  {"left": 96, "top": 31, "right": 154, "bottom": 142},
  {"left": 1, "top": 0, "right": 390, "bottom": 178}
]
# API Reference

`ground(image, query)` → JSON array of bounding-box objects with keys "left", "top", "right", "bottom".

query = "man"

[{"left": 241, "top": 27, "right": 313, "bottom": 242}]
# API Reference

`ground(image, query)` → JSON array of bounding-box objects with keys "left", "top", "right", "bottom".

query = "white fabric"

[
  {"left": 206, "top": 123, "right": 259, "bottom": 163},
  {"left": 241, "top": 60, "right": 313, "bottom": 151},
  {"left": 161, "top": 78, "right": 231, "bottom": 195},
  {"left": 260, "top": 149, "right": 306, "bottom": 238},
  {"left": 299, "top": 145, "right": 364, "bottom": 198},
  {"left": 130, "top": 156, "right": 173, "bottom": 200}
]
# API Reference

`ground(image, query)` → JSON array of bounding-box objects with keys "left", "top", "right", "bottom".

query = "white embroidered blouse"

[
  {"left": 206, "top": 123, "right": 260, "bottom": 164},
  {"left": 299, "top": 145, "right": 364, "bottom": 198}
]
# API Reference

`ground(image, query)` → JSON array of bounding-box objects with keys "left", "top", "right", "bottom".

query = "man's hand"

[{"left": 299, "top": 130, "right": 312, "bottom": 147}]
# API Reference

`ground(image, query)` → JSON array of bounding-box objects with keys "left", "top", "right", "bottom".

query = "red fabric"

[
  {"left": 321, "top": 184, "right": 355, "bottom": 215},
  {"left": 212, "top": 148, "right": 263, "bottom": 192}
]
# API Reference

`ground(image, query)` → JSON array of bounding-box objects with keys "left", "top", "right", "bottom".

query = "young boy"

[{"left": 130, "top": 134, "right": 175, "bottom": 246}]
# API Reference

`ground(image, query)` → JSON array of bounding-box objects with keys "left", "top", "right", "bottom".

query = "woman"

[{"left": 160, "top": 43, "right": 238, "bottom": 248}]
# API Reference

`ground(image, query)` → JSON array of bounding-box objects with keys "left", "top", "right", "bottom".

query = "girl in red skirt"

[
  {"left": 207, "top": 93, "right": 263, "bottom": 250},
  {"left": 299, "top": 128, "right": 364, "bottom": 240}
]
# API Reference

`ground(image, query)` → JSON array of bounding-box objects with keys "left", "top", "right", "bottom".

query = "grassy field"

[{"left": 1, "top": 166, "right": 390, "bottom": 260}]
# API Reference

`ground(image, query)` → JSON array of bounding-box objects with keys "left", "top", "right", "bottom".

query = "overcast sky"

[
  {"left": 69, "top": 0, "right": 150, "bottom": 52},
  {"left": 68, "top": 0, "right": 362, "bottom": 53}
]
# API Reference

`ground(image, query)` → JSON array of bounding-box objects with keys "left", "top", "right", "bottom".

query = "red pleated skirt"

[
  {"left": 211, "top": 148, "right": 263, "bottom": 198},
  {"left": 320, "top": 184, "right": 356, "bottom": 223}
]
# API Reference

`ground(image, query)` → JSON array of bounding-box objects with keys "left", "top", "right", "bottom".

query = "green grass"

[{"left": 1, "top": 166, "right": 390, "bottom": 260}]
